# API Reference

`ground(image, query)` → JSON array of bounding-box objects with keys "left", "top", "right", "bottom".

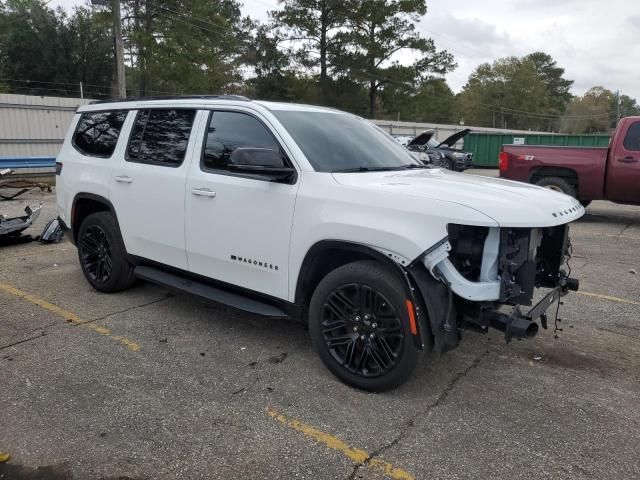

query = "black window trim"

[
  {"left": 71, "top": 109, "right": 130, "bottom": 159},
  {"left": 199, "top": 109, "right": 298, "bottom": 184},
  {"left": 125, "top": 108, "right": 198, "bottom": 168}
]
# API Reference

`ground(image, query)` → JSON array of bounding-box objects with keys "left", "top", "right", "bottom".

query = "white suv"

[{"left": 56, "top": 96, "right": 583, "bottom": 391}]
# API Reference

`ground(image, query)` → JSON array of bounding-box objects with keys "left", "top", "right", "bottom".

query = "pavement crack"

[
  {"left": 70, "top": 294, "right": 174, "bottom": 327},
  {"left": 618, "top": 221, "right": 634, "bottom": 237},
  {"left": 0, "top": 333, "right": 48, "bottom": 352},
  {"left": 347, "top": 350, "right": 490, "bottom": 480},
  {"left": 1, "top": 295, "right": 173, "bottom": 352}
]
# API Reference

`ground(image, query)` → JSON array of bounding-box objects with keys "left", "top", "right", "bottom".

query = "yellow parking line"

[
  {"left": 578, "top": 291, "right": 640, "bottom": 306},
  {"left": 268, "top": 409, "right": 414, "bottom": 480},
  {"left": 0, "top": 281, "right": 140, "bottom": 351}
]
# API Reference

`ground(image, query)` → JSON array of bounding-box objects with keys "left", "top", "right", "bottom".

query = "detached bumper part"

[
  {"left": 0, "top": 205, "right": 41, "bottom": 237},
  {"left": 423, "top": 234, "right": 501, "bottom": 302}
]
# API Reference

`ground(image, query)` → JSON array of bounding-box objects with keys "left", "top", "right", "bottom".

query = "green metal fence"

[{"left": 463, "top": 133, "right": 611, "bottom": 167}]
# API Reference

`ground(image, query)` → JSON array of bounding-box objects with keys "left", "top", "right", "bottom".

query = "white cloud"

[{"left": 420, "top": 0, "right": 640, "bottom": 99}]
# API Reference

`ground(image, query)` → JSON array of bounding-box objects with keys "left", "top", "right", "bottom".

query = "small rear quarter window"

[{"left": 72, "top": 111, "right": 128, "bottom": 157}]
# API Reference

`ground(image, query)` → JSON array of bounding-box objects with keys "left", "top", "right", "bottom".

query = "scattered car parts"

[
  {"left": 0, "top": 205, "right": 41, "bottom": 238},
  {"left": 40, "top": 218, "right": 64, "bottom": 243}
]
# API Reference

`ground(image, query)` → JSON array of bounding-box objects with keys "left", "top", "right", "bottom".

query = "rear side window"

[
  {"left": 623, "top": 121, "right": 640, "bottom": 151},
  {"left": 202, "top": 111, "right": 281, "bottom": 172},
  {"left": 72, "top": 111, "right": 127, "bottom": 157},
  {"left": 126, "top": 109, "right": 196, "bottom": 167}
]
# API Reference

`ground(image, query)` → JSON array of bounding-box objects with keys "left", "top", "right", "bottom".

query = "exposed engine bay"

[{"left": 420, "top": 223, "right": 579, "bottom": 344}]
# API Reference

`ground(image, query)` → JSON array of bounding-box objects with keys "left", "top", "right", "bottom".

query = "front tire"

[
  {"left": 77, "top": 212, "right": 136, "bottom": 293},
  {"left": 308, "top": 260, "right": 422, "bottom": 391},
  {"left": 535, "top": 176, "right": 576, "bottom": 198}
]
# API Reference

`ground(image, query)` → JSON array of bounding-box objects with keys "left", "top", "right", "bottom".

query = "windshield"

[{"left": 272, "top": 110, "right": 421, "bottom": 172}]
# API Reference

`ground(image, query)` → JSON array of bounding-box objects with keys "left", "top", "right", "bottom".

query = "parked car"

[
  {"left": 56, "top": 96, "right": 582, "bottom": 391},
  {"left": 499, "top": 116, "right": 640, "bottom": 207},
  {"left": 405, "top": 129, "right": 473, "bottom": 171}
]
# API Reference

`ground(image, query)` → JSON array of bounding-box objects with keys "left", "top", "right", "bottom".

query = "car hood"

[
  {"left": 332, "top": 168, "right": 585, "bottom": 227},
  {"left": 407, "top": 131, "right": 435, "bottom": 147},
  {"left": 437, "top": 128, "right": 471, "bottom": 148}
]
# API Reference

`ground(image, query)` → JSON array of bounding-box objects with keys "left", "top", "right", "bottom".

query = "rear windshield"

[{"left": 272, "top": 111, "right": 419, "bottom": 172}]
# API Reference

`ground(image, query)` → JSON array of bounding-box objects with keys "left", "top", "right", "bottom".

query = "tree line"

[{"left": 0, "top": 0, "right": 638, "bottom": 133}]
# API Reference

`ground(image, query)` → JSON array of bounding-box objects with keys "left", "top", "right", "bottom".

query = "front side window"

[
  {"left": 202, "top": 111, "right": 281, "bottom": 171},
  {"left": 623, "top": 121, "right": 640, "bottom": 151},
  {"left": 272, "top": 110, "right": 420, "bottom": 172},
  {"left": 72, "top": 111, "right": 127, "bottom": 157},
  {"left": 127, "top": 109, "right": 196, "bottom": 167}
]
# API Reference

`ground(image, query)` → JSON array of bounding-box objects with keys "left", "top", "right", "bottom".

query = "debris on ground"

[
  {"left": 40, "top": 218, "right": 64, "bottom": 243},
  {"left": 0, "top": 205, "right": 41, "bottom": 244},
  {"left": 0, "top": 452, "right": 10, "bottom": 463},
  {"left": 268, "top": 352, "right": 288, "bottom": 364},
  {"left": 630, "top": 269, "right": 637, "bottom": 275},
  {"left": 0, "top": 169, "right": 51, "bottom": 201}
]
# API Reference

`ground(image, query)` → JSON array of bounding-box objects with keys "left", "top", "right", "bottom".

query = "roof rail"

[{"left": 89, "top": 94, "right": 251, "bottom": 105}]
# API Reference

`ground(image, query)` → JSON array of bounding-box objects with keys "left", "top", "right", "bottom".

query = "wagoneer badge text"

[{"left": 230, "top": 255, "right": 279, "bottom": 271}]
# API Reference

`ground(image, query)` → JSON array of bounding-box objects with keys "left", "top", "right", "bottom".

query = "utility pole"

[
  {"left": 615, "top": 89, "right": 621, "bottom": 127},
  {"left": 91, "top": 0, "right": 126, "bottom": 97},
  {"left": 112, "top": 0, "right": 126, "bottom": 98}
]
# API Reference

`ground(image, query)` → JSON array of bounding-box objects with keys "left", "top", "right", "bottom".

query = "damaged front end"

[{"left": 410, "top": 223, "right": 579, "bottom": 350}]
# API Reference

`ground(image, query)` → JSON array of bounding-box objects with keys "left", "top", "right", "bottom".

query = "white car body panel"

[
  {"left": 286, "top": 172, "right": 499, "bottom": 302},
  {"left": 331, "top": 168, "right": 584, "bottom": 228},
  {"left": 108, "top": 110, "right": 205, "bottom": 270},
  {"left": 184, "top": 108, "right": 299, "bottom": 299},
  {"left": 56, "top": 114, "right": 115, "bottom": 227}
]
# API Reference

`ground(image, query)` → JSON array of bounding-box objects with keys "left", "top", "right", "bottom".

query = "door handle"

[
  {"left": 191, "top": 187, "right": 216, "bottom": 198},
  {"left": 114, "top": 175, "right": 133, "bottom": 183},
  {"left": 620, "top": 157, "right": 638, "bottom": 163}
]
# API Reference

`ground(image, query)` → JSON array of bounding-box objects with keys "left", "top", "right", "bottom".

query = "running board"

[{"left": 134, "top": 266, "right": 287, "bottom": 318}]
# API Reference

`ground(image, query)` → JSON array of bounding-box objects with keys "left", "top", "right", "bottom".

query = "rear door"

[
  {"left": 184, "top": 109, "right": 299, "bottom": 300},
  {"left": 109, "top": 108, "right": 202, "bottom": 270},
  {"left": 608, "top": 120, "right": 640, "bottom": 203}
]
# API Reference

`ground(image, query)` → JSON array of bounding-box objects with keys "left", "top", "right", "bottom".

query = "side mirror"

[{"left": 228, "top": 148, "right": 296, "bottom": 182}]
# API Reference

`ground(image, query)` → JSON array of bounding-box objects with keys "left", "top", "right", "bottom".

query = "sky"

[{"left": 50, "top": 0, "right": 640, "bottom": 100}]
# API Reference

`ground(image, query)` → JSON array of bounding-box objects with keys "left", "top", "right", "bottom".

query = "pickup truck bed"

[{"left": 500, "top": 145, "right": 609, "bottom": 201}]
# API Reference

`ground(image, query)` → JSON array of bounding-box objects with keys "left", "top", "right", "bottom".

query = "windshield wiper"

[
  {"left": 400, "top": 163, "right": 428, "bottom": 169},
  {"left": 331, "top": 166, "right": 405, "bottom": 173}
]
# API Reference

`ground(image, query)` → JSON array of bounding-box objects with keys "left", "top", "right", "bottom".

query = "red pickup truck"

[{"left": 499, "top": 116, "right": 640, "bottom": 206}]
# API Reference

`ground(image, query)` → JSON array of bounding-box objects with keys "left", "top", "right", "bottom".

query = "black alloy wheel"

[
  {"left": 308, "top": 260, "right": 425, "bottom": 391},
  {"left": 77, "top": 212, "right": 136, "bottom": 293},
  {"left": 321, "top": 283, "right": 403, "bottom": 377},
  {"left": 80, "top": 225, "right": 113, "bottom": 283}
]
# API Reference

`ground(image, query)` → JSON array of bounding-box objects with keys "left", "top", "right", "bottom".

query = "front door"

[
  {"left": 110, "top": 108, "right": 201, "bottom": 270},
  {"left": 608, "top": 120, "right": 640, "bottom": 204},
  {"left": 185, "top": 109, "right": 299, "bottom": 300}
]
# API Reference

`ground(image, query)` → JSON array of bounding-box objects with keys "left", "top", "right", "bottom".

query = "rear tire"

[
  {"left": 535, "top": 176, "right": 576, "bottom": 198},
  {"left": 308, "top": 260, "right": 422, "bottom": 391},
  {"left": 77, "top": 212, "right": 136, "bottom": 293}
]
